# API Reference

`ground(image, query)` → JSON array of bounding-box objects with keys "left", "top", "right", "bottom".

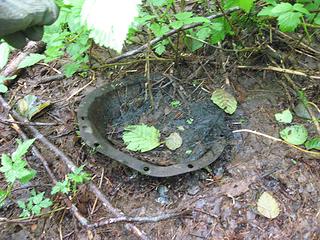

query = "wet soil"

[{"left": 1, "top": 40, "right": 320, "bottom": 239}]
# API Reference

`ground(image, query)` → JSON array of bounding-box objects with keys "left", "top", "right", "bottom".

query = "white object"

[{"left": 81, "top": 0, "right": 141, "bottom": 52}]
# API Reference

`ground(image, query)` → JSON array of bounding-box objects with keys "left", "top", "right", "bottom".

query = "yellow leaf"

[{"left": 257, "top": 192, "right": 280, "bottom": 219}]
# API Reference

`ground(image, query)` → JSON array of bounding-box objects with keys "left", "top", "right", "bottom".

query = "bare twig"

[
  {"left": 0, "top": 117, "right": 59, "bottom": 126},
  {"left": 36, "top": 74, "right": 65, "bottom": 84},
  {"left": 87, "top": 209, "right": 191, "bottom": 229},
  {"left": 237, "top": 65, "right": 320, "bottom": 80}
]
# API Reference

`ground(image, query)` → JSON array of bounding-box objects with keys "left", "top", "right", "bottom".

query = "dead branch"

[
  {"left": 0, "top": 117, "right": 59, "bottom": 126},
  {"left": 237, "top": 65, "right": 320, "bottom": 80},
  {"left": 105, "top": 7, "right": 240, "bottom": 64},
  {"left": 87, "top": 209, "right": 191, "bottom": 229}
]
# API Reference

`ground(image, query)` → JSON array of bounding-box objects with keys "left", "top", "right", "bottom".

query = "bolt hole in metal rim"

[{"left": 77, "top": 74, "right": 227, "bottom": 177}]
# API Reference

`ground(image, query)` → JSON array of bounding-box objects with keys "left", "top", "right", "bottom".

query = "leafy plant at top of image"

[
  {"left": 258, "top": 0, "right": 318, "bottom": 32},
  {"left": 0, "top": 139, "right": 36, "bottom": 206},
  {"left": 43, "top": 0, "right": 91, "bottom": 77},
  {"left": 130, "top": 0, "right": 253, "bottom": 55}
]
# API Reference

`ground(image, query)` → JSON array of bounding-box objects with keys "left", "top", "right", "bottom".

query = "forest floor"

[{"left": 0, "top": 29, "right": 320, "bottom": 240}]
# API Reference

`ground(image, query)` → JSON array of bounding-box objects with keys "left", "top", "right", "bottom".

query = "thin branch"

[
  {"left": 237, "top": 65, "right": 320, "bottom": 80},
  {"left": 0, "top": 118, "right": 59, "bottom": 126},
  {"left": 87, "top": 209, "right": 191, "bottom": 229}
]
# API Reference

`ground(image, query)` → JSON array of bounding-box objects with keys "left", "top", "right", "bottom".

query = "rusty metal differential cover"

[{"left": 78, "top": 74, "right": 228, "bottom": 177}]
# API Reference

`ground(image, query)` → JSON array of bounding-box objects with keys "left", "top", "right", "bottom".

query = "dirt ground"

[{"left": 1, "top": 34, "right": 320, "bottom": 240}]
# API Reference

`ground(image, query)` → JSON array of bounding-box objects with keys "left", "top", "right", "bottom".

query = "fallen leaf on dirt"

[
  {"left": 280, "top": 124, "right": 308, "bottom": 145},
  {"left": 165, "top": 132, "right": 183, "bottom": 150},
  {"left": 211, "top": 89, "right": 237, "bottom": 114},
  {"left": 16, "top": 95, "right": 51, "bottom": 120},
  {"left": 257, "top": 192, "right": 280, "bottom": 219},
  {"left": 275, "top": 109, "right": 293, "bottom": 123}
]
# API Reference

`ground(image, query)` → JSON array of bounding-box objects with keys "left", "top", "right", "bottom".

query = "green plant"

[
  {"left": 43, "top": 0, "right": 91, "bottom": 77},
  {"left": 170, "top": 100, "right": 181, "bottom": 108},
  {"left": 18, "top": 189, "right": 52, "bottom": 218},
  {"left": 258, "top": 1, "right": 317, "bottom": 32},
  {"left": 51, "top": 165, "right": 90, "bottom": 195},
  {"left": 0, "top": 139, "right": 36, "bottom": 205},
  {"left": 0, "top": 75, "right": 16, "bottom": 93}
]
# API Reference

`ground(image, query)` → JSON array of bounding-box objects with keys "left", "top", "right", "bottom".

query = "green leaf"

[
  {"left": 175, "top": 12, "right": 193, "bottom": 21},
  {"left": 274, "top": 109, "right": 293, "bottom": 123},
  {"left": 19, "top": 169, "right": 36, "bottom": 184},
  {"left": 12, "top": 139, "right": 35, "bottom": 162},
  {"left": 0, "top": 154, "right": 13, "bottom": 174},
  {"left": 170, "top": 21, "right": 184, "bottom": 29},
  {"left": 155, "top": 44, "right": 166, "bottom": 55},
  {"left": 210, "top": 22, "right": 226, "bottom": 44},
  {"left": 148, "top": 0, "right": 169, "bottom": 6},
  {"left": 51, "top": 180, "right": 70, "bottom": 195},
  {"left": 271, "top": 3, "right": 293, "bottom": 16},
  {"left": 69, "top": 166, "right": 90, "bottom": 184},
  {"left": 38, "top": 198, "right": 52, "bottom": 208},
  {"left": 18, "top": 54, "right": 45, "bottom": 69},
  {"left": 257, "top": 192, "right": 280, "bottom": 219},
  {"left": 258, "top": 6, "right": 275, "bottom": 16},
  {"left": 305, "top": 137, "right": 320, "bottom": 150},
  {"left": 293, "top": 3, "right": 310, "bottom": 14},
  {"left": 165, "top": 132, "right": 183, "bottom": 150},
  {"left": 280, "top": 125, "right": 308, "bottom": 145},
  {"left": 0, "top": 84, "right": 8, "bottom": 93},
  {"left": 238, "top": 0, "right": 253, "bottom": 13},
  {"left": 123, "top": 124, "right": 161, "bottom": 152},
  {"left": 211, "top": 89, "right": 237, "bottom": 114},
  {"left": 278, "top": 12, "right": 302, "bottom": 32},
  {"left": 63, "top": 62, "right": 81, "bottom": 77},
  {"left": 0, "top": 42, "right": 11, "bottom": 70},
  {"left": 32, "top": 192, "right": 45, "bottom": 205},
  {"left": 150, "top": 23, "right": 170, "bottom": 37},
  {"left": 196, "top": 27, "right": 211, "bottom": 40}
]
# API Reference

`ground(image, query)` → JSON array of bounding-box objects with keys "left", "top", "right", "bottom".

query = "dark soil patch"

[{"left": 105, "top": 74, "right": 228, "bottom": 167}]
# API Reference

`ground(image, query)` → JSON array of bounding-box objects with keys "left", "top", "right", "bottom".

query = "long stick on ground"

[
  {"left": 87, "top": 209, "right": 191, "bottom": 229},
  {"left": 0, "top": 96, "right": 149, "bottom": 240}
]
